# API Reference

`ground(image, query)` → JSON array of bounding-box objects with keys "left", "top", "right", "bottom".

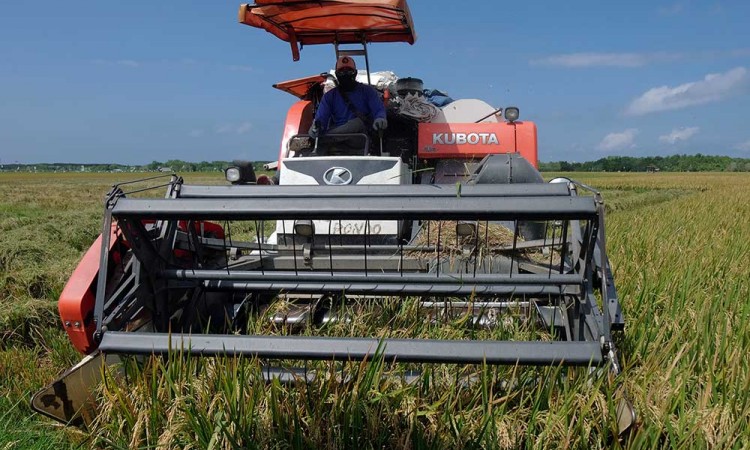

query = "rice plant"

[{"left": 1, "top": 172, "right": 749, "bottom": 448}]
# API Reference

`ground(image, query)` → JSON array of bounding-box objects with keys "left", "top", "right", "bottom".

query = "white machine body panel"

[{"left": 277, "top": 156, "right": 410, "bottom": 236}]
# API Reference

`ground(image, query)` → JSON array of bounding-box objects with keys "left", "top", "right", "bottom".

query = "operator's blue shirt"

[{"left": 314, "top": 83, "right": 386, "bottom": 132}]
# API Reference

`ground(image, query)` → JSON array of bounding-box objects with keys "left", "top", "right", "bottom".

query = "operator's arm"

[
  {"left": 364, "top": 86, "right": 386, "bottom": 120},
  {"left": 314, "top": 91, "right": 334, "bottom": 133}
]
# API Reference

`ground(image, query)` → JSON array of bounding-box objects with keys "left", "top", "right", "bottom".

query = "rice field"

[{"left": 1, "top": 171, "right": 749, "bottom": 449}]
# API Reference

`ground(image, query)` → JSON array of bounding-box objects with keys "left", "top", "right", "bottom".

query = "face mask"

[{"left": 336, "top": 70, "right": 357, "bottom": 91}]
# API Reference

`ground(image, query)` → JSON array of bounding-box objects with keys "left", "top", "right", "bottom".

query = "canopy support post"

[{"left": 334, "top": 39, "right": 371, "bottom": 85}]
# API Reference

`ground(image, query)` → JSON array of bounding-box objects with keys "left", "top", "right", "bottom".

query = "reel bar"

[
  {"left": 178, "top": 183, "right": 573, "bottom": 199},
  {"left": 164, "top": 269, "right": 582, "bottom": 286},
  {"left": 198, "top": 281, "right": 573, "bottom": 296},
  {"left": 111, "top": 195, "right": 597, "bottom": 221},
  {"left": 99, "top": 331, "right": 604, "bottom": 366}
]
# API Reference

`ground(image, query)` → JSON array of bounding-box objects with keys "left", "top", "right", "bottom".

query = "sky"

[{"left": 1, "top": 0, "right": 749, "bottom": 165}]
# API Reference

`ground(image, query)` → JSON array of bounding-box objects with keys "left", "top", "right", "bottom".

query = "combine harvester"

[{"left": 33, "top": 0, "right": 634, "bottom": 433}]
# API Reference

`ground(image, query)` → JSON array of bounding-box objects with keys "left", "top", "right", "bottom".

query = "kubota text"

[{"left": 432, "top": 133, "right": 499, "bottom": 145}]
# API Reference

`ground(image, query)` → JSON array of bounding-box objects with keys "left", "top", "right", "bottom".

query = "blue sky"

[{"left": 1, "top": 1, "right": 749, "bottom": 164}]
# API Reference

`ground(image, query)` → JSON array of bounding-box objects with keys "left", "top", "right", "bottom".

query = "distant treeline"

[
  {"left": 539, "top": 154, "right": 750, "bottom": 172},
  {"left": 0, "top": 160, "right": 267, "bottom": 173},
  {"left": 3, "top": 154, "right": 750, "bottom": 173}
]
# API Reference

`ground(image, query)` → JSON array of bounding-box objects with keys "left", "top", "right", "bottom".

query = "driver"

[{"left": 309, "top": 56, "right": 387, "bottom": 138}]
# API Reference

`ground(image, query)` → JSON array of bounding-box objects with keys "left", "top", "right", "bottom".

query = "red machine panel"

[
  {"left": 58, "top": 225, "right": 121, "bottom": 354},
  {"left": 417, "top": 122, "right": 538, "bottom": 168},
  {"left": 278, "top": 100, "right": 314, "bottom": 165}
]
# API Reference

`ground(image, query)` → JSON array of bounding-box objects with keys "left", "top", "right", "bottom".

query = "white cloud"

[
  {"left": 625, "top": 67, "right": 748, "bottom": 116},
  {"left": 215, "top": 122, "right": 253, "bottom": 135},
  {"left": 532, "top": 53, "right": 654, "bottom": 68},
  {"left": 734, "top": 140, "right": 750, "bottom": 152},
  {"left": 93, "top": 59, "right": 140, "bottom": 68},
  {"left": 659, "top": 3, "right": 685, "bottom": 15},
  {"left": 530, "top": 50, "right": 750, "bottom": 68},
  {"left": 227, "top": 64, "right": 255, "bottom": 72},
  {"left": 235, "top": 122, "right": 253, "bottom": 135},
  {"left": 215, "top": 124, "right": 234, "bottom": 134},
  {"left": 659, "top": 127, "right": 700, "bottom": 144},
  {"left": 530, "top": 52, "right": 686, "bottom": 68},
  {"left": 188, "top": 129, "right": 205, "bottom": 138},
  {"left": 597, "top": 129, "right": 639, "bottom": 152},
  {"left": 116, "top": 60, "right": 140, "bottom": 68}
]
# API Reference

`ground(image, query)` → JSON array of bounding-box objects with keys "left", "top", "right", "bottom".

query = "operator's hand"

[
  {"left": 373, "top": 117, "right": 388, "bottom": 131},
  {"left": 309, "top": 120, "right": 321, "bottom": 139}
]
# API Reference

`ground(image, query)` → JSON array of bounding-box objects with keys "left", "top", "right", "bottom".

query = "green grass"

[{"left": 1, "top": 171, "right": 750, "bottom": 448}]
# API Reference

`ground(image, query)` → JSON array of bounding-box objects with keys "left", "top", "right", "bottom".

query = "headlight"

[
  {"left": 294, "top": 220, "right": 315, "bottom": 237},
  {"left": 224, "top": 160, "right": 256, "bottom": 185},
  {"left": 504, "top": 107, "right": 519, "bottom": 123},
  {"left": 455, "top": 221, "right": 477, "bottom": 238},
  {"left": 225, "top": 167, "right": 241, "bottom": 183}
]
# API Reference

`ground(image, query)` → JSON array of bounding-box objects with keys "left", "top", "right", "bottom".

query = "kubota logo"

[
  {"left": 432, "top": 132, "right": 499, "bottom": 145},
  {"left": 323, "top": 167, "right": 353, "bottom": 185}
]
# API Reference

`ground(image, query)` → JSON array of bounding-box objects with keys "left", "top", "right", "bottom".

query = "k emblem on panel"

[{"left": 323, "top": 167, "right": 353, "bottom": 185}]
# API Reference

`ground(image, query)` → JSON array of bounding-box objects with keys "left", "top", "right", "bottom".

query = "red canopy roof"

[
  {"left": 272, "top": 74, "right": 326, "bottom": 99},
  {"left": 239, "top": 1, "right": 416, "bottom": 60}
]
